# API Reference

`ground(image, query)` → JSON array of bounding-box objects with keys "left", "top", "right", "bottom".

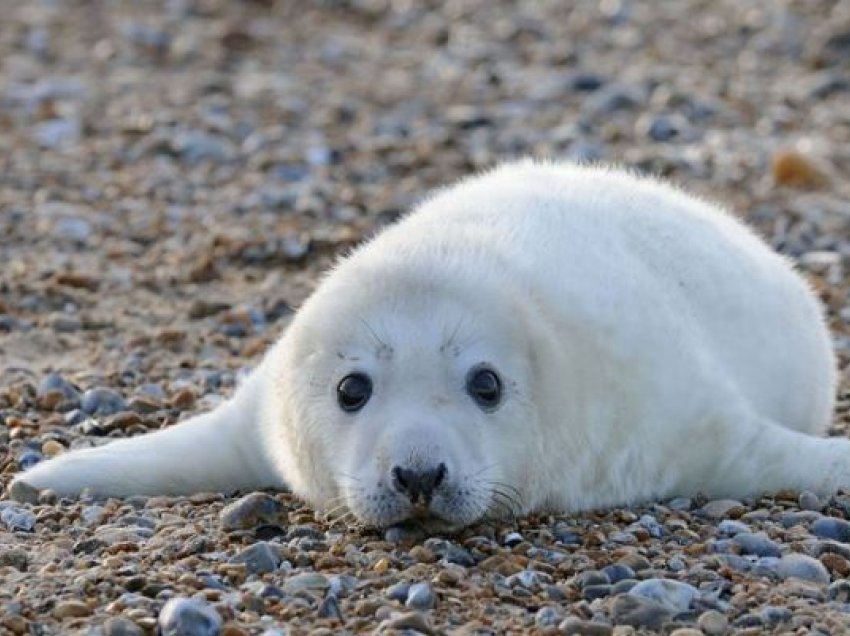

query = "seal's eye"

[
  {"left": 337, "top": 373, "right": 372, "bottom": 412},
  {"left": 466, "top": 366, "right": 502, "bottom": 410}
]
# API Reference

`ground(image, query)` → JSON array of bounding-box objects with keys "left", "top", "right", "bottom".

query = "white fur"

[{"left": 10, "top": 161, "right": 847, "bottom": 528}]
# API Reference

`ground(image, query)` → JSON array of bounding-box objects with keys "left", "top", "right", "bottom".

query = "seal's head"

[{"left": 271, "top": 257, "right": 541, "bottom": 529}]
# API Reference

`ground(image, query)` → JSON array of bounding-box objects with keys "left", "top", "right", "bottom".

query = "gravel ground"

[{"left": 1, "top": 1, "right": 850, "bottom": 634}]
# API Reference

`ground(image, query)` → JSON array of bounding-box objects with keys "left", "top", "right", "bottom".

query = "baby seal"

[{"left": 9, "top": 160, "right": 849, "bottom": 529}]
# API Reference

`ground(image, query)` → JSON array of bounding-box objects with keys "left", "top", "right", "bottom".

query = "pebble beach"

[{"left": 2, "top": 1, "right": 850, "bottom": 634}]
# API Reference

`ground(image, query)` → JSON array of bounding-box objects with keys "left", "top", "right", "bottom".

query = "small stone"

[
  {"left": 0, "top": 548, "right": 28, "bottom": 571},
  {"left": 283, "top": 573, "right": 329, "bottom": 595},
  {"left": 377, "top": 611, "right": 435, "bottom": 635},
  {"left": 610, "top": 594, "right": 672, "bottom": 630},
  {"left": 170, "top": 388, "right": 197, "bottom": 410},
  {"left": 229, "top": 542, "right": 281, "bottom": 575},
  {"left": 158, "top": 597, "right": 222, "bottom": 636},
  {"left": 17, "top": 450, "right": 42, "bottom": 470},
  {"left": 41, "top": 439, "right": 65, "bottom": 458},
  {"left": 799, "top": 491, "right": 823, "bottom": 511},
  {"left": 699, "top": 499, "right": 743, "bottom": 519},
  {"left": 819, "top": 551, "right": 850, "bottom": 577},
  {"left": 717, "top": 519, "right": 749, "bottom": 535},
  {"left": 627, "top": 578, "right": 698, "bottom": 612},
  {"left": 103, "top": 616, "right": 144, "bottom": 636},
  {"left": 408, "top": 545, "right": 435, "bottom": 563},
  {"left": 405, "top": 582, "right": 436, "bottom": 610},
  {"left": 34, "top": 118, "right": 80, "bottom": 148},
  {"left": 1, "top": 615, "right": 29, "bottom": 635},
  {"left": 37, "top": 373, "right": 80, "bottom": 404},
  {"left": 504, "top": 531, "right": 523, "bottom": 546},
  {"left": 81, "top": 387, "right": 127, "bottom": 416},
  {"left": 774, "top": 553, "right": 831, "bottom": 584},
  {"left": 220, "top": 493, "right": 287, "bottom": 531},
  {"left": 317, "top": 593, "right": 342, "bottom": 620},
  {"left": 1, "top": 506, "right": 36, "bottom": 532},
  {"left": 583, "top": 584, "right": 613, "bottom": 600},
  {"left": 535, "top": 605, "right": 563, "bottom": 628},
  {"left": 760, "top": 605, "right": 792, "bottom": 627},
  {"left": 772, "top": 149, "right": 830, "bottom": 189},
  {"left": 811, "top": 517, "right": 850, "bottom": 542},
  {"left": 827, "top": 580, "right": 850, "bottom": 602},
  {"left": 386, "top": 582, "right": 410, "bottom": 603},
  {"left": 558, "top": 617, "right": 613, "bottom": 635},
  {"left": 602, "top": 564, "right": 635, "bottom": 584},
  {"left": 698, "top": 609, "right": 728, "bottom": 635},
  {"left": 575, "top": 570, "right": 610, "bottom": 587},
  {"left": 669, "top": 629, "right": 702, "bottom": 636},
  {"left": 732, "top": 532, "right": 782, "bottom": 557},
  {"left": 49, "top": 313, "right": 82, "bottom": 333},
  {"left": 53, "top": 600, "right": 92, "bottom": 619}
]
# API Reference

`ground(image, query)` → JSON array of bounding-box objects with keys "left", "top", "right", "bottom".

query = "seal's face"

[{"left": 286, "top": 288, "right": 537, "bottom": 529}]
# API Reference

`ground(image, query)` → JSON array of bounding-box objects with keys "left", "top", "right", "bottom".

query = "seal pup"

[{"left": 9, "top": 161, "right": 849, "bottom": 529}]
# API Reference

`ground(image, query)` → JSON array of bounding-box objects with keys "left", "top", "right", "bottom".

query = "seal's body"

[{"left": 11, "top": 162, "right": 845, "bottom": 528}]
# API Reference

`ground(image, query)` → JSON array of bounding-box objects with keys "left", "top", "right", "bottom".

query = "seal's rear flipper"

[{"left": 7, "top": 371, "right": 282, "bottom": 501}]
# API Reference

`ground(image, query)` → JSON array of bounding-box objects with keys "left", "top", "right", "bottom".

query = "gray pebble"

[
  {"left": 732, "top": 532, "right": 782, "bottom": 557},
  {"left": 81, "top": 387, "right": 127, "bottom": 416},
  {"left": 220, "top": 493, "right": 286, "bottom": 531},
  {"left": 103, "top": 616, "right": 144, "bottom": 636},
  {"left": 602, "top": 563, "right": 635, "bottom": 583},
  {"left": 1, "top": 506, "right": 36, "bottom": 532},
  {"left": 504, "top": 531, "right": 523, "bottom": 546},
  {"left": 229, "top": 542, "right": 281, "bottom": 575},
  {"left": 828, "top": 580, "right": 850, "bottom": 602},
  {"left": 667, "top": 497, "right": 692, "bottom": 511},
  {"left": 583, "top": 584, "right": 612, "bottom": 600},
  {"left": 717, "top": 519, "right": 750, "bottom": 535},
  {"left": 535, "top": 605, "right": 563, "bottom": 627},
  {"left": 34, "top": 118, "right": 80, "bottom": 148},
  {"left": 575, "top": 570, "right": 609, "bottom": 587},
  {"left": 812, "top": 517, "right": 850, "bottom": 542},
  {"left": 317, "top": 593, "right": 342, "bottom": 620},
  {"left": 283, "top": 573, "right": 329, "bottom": 595},
  {"left": 405, "top": 582, "right": 436, "bottom": 610},
  {"left": 377, "top": 611, "right": 434, "bottom": 634},
  {"left": 385, "top": 581, "right": 410, "bottom": 602},
  {"left": 610, "top": 594, "right": 672, "bottom": 630},
  {"left": 628, "top": 578, "right": 699, "bottom": 612},
  {"left": 64, "top": 409, "right": 87, "bottom": 425},
  {"left": 799, "top": 490, "right": 823, "bottom": 511},
  {"left": 773, "top": 553, "right": 831, "bottom": 584},
  {"left": 158, "top": 597, "right": 222, "bottom": 636},
  {"left": 698, "top": 609, "right": 728, "bottom": 635},
  {"left": 699, "top": 499, "right": 743, "bottom": 519},
  {"left": 17, "top": 450, "right": 42, "bottom": 470},
  {"left": 37, "top": 373, "right": 80, "bottom": 402},
  {"left": 760, "top": 605, "right": 792, "bottom": 626}
]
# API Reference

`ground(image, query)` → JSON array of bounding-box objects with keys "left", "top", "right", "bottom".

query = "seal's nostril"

[
  {"left": 391, "top": 464, "right": 448, "bottom": 503},
  {"left": 392, "top": 466, "right": 408, "bottom": 490}
]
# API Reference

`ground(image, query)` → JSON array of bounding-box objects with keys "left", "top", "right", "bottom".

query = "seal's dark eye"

[
  {"left": 466, "top": 366, "right": 502, "bottom": 410},
  {"left": 337, "top": 373, "right": 372, "bottom": 413}
]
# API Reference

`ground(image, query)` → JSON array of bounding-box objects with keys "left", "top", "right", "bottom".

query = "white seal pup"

[{"left": 9, "top": 160, "right": 848, "bottom": 529}]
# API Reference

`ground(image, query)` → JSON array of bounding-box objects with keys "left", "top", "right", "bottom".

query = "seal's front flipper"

[{"left": 7, "top": 372, "right": 281, "bottom": 501}]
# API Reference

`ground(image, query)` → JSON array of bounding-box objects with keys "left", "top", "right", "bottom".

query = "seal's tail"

[{"left": 7, "top": 371, "right": 281, "bottom": 502}]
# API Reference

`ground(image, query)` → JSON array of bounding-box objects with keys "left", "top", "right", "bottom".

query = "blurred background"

[{"left": 0, "top": 0, "right": 848, "bottom": 398}]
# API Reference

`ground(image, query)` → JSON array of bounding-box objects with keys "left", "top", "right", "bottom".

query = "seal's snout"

[{"left": 391, "top": 462, "right": 447, "bottom": 505}]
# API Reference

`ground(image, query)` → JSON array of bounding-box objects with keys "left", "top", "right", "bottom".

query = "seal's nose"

[{"left": 391, "top": 463, "right": 447, "bottom": 505}]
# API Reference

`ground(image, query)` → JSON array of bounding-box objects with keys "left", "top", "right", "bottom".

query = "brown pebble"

[
  {"left": 170, "top": 388, "right": 196, "bottom": 410},
  {"left": 41, "top": 439, "right": 65, "bottom": 458},
  {"left": 409, "top": 545, "right": 436, "bottom": 563},
  {"left": 772, "top": 149, "right": 831, "bottom": 189},
  {"left": 820, "top": 552, "right": 850, "bottom": 577},
  {"left": 53, "top": 600, "right": 92, "bottom": 619},
  {"left": 0, "top": 615, "right": 29, "bottom": 635},
  {"left": 221, "top": 625, "right": 249, "bottom": 636}
]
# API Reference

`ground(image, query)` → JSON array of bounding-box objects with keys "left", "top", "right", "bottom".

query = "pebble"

[
  {"left": 732, "top": 532, "right": 782, "bottom": 557},
  {"left": 697, "top": 609, "right": 729, "bottom": 635},
  {"left": 17, "top": 450, "right": 42, "bottom": 469},
  {"left": 699, "top": 499, "right": 743, "bottom": 519},
  {"left": 405, "top": 582, "right": 436, "bottom": 610},
  {"left": 799, "top": 491, "right": 823, "bottom": 511},
  {"left": 41, "top": 439, "right": 65, "bottom": 457},
  {"left": 772, "top": 149, "right": 830, "bottom": 189},
  {"left": 1, "top": 506, "right": 36, "bottom": 532},
  {"left": 81, "top": 387, "right": 127, "bottom": 416},
  {"left": 283, "top": 573, "right": 329, "bottom": 595},
  {"left": 610, "top": 594, "right": 672, "bottom": 630},
  {"left": 385, "top": 582, "right": 410, "bottom": 603},
  {"left": 229, "top": 542, "right": 281, "bottom": 575},
  {"left": 377, "top": 611, "right": 435, "bottom": 634},
  {"left": 103, "top": 616, "right": 144, "bottom": 636},
  {"left": 158, "top": 597, "right": 222, "bottom": 636},
  {"left": 627, "top": 578, "right": 698, "bottom": 612},
  {"left": 535, "top": 605, "right": 563, "bottom": 627},
  {"left": 219, "top": 493, "right": 287, "bottom": 531},
  {"left": 773, "top": 553, "right": 831, "bottom": 584},
  {"left": 53, "top": 600, "right": 92, "bottom": 619},
  {"left": 37, "top": 373, "right": 80, "bottom": 404},
  {"left": 717, "top": 519, "right": 749, "bottom": 535},
  {"left": 812, "top": 517, "right": 850, "bottom": 542},
  {"left": 317, "top": 593, "right": 342, "bottom": 620}
]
